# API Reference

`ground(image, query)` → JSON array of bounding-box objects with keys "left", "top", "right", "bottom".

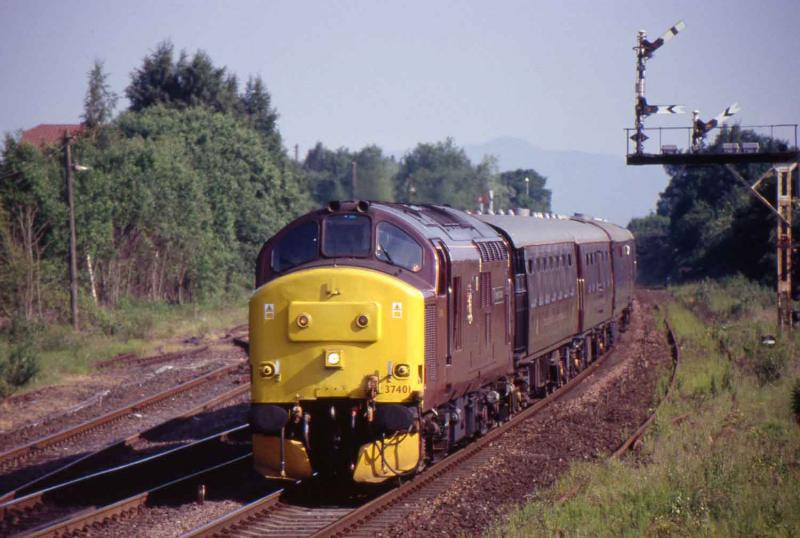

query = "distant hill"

[{"left": 462, "top": 137, "right": 669, "bottom": 226}]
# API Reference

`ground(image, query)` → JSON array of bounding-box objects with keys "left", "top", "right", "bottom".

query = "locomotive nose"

[
  {"left": 249, "top": 266, "right": 426, "bottom": 481},
  {"left": 249, "top": 266, "right": 424, "bottom": 402}
]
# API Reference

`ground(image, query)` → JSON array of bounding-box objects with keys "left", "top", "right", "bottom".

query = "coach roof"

[
  {"left": 476, "top": 214, "right": 608, "bottom": 247},
  {"left": 571, "top": 217, "right": 634, "bottom": 242}
]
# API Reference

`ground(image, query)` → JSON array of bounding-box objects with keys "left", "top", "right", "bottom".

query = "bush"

[
  {"left": 792, "top": 379, "right": 800, "bottom": 422},
  {"left": 0, "top": 318, "right": 40, "bottom": 396},
  {"left": 746, "top": 337, "right": 789, "bottom": 386},
  {"left": 0, "top": 342, "right": 39, "bottom": 392}
]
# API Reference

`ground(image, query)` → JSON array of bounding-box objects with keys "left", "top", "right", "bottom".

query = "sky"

[{"left": 1, "top": 0, "right": 798, "bottom": 158}]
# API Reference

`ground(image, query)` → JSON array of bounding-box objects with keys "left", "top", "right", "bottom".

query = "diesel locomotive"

[{"left": 248, "top": 201, "right": 635, "bottom": 483}]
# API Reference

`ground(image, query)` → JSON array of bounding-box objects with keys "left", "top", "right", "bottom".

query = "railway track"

[
  {"left": 0, "top": 361, "right": 248, "bottom": 479},
  {"left": 179, "top": 341, "right": 617, "bottom": 538},
  {"left": 0, "top": 426, "right": 252, "bottom": 536},
  {"left": 0, "top": 382, "right": 250, "bottom": 504},
  {"left": 181, "top": 305, "right": 680, "bottom": 538},
  {"left": 96, "top": 345, "right": 210, "bottom": 369}
]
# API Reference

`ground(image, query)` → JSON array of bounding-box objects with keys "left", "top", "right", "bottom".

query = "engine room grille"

[
  {"left": 425, "top": 303, "right": 437, "bottom": 383},
  {"left": 475, "top": 240, "right": 509, "bottom": 262}
]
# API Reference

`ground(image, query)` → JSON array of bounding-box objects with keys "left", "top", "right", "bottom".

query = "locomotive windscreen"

[
  {"left": 271, "top": 221, "right": 319, "bottom": 272},
  {"left": 376, "top": 222, "right": 422, "bottom": 272},
  {"left": 322, "top": 214, "right": 371, "bottom": 257}
]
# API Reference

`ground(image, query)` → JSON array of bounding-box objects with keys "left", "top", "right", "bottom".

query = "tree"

[
  {"left": 0, "top": 137, "right": 64, "bottom": 319},
  {"left": 642, "top": 127, "right": 790, "bottom": 283},
  {"left": 174, "top": 50, "right": 238, "bottom": 113},
  {"left": 394, "top": 138, "right": 486, "bottom": 209},
  {"left": 126, "top": 42, "right": 238, "bottom": 114},
  {"left": 241, "top": 76, "right": 281, "bottom": 154},
  {"left": 353, "top": 145, "right": 396, "bottom": 201},
  {"left": 496, "top": 169, "right": 551, "bottom": 212},
  {"left": 125, "top": 41, "right": 177, "bottom": 112},
  {"left": 302, "top": 143, "right": 354, "bottom": 204},
  {"left": 627, "top": 214, "right": 671, "bottom": 284},
  {"left": 82, "top": 60, "right": 118, "bottom": 129}
]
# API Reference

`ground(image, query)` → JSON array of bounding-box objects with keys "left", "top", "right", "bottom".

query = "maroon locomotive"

[{"left": 249, "top": 201, "right": 635, "bottom": 482}]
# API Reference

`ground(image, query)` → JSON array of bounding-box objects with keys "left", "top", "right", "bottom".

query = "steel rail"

[
  {"left": 0, "top": 361, "right": 246, "bottom": 471},
  {"left": 0, "top": 425, "right": 251, "bottom": 531},
  {"left": 18, "top": 453, "right": 254, "bottom": 538},
  {"left": 611, "top": 309, "right": 680, "bottom": 459},
  {"left": 0, "top": 383, "right": 250, "bottom": 504},
  {"left": 179, "top": 489, "right": 286, "bottom": 538},
  {"left": 309, "top": 347, "right": 612, "bottom": 538},
  {"left": 181, "top": 343, "right": 616, "bottom": 538},
  {"left": 96, "top": 345, "right": 210, "bottom": 369}
]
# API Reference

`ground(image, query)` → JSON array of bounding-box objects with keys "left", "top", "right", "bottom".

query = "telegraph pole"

[
  {"left": 63, "top": 132, "right": 79, "bottom": 331},
  {"left": 351, "top": 160, "right": 358, "bottom": 199}
]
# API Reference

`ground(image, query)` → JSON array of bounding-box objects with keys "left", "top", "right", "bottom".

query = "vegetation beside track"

[
  {"left": 0, "top": 290, "right": 246, "bottom": 394},
  {"left": 489, "top": 279, "right": 800, "bottom": 537}
]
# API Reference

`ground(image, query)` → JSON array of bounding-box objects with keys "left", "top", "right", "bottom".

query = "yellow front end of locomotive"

[{"left": 249, "top": 266, "right": 425, "bottom": 482}]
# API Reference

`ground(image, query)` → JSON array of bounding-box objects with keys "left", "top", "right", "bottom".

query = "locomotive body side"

[{"left": 248, "top": 202, "right": 515, "bottom": 483}]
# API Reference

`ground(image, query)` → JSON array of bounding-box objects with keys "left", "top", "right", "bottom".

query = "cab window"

[
  {"left": 322, "top": 214, "right": 371, "bottom": 257},
  {"left": 376, "top": 222, "right": 423, "bottom": 272},
  {"left": 271, "top": 221, "right": 319, "bottom": 272}
]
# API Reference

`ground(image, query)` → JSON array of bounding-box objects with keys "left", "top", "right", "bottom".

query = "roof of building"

[{"left": 20, "top": 124, "right": 83, "bottom": 147}]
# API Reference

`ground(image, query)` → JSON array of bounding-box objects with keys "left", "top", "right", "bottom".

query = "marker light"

[
  {"left": 325, "top": 350, "right": 343, "bottom": 368},
  {"left": 260, "top": 361, "right": 277, "bottom": 378},
  {"left": 296, "top": 313, "right": 312, "bottom": 328},
  {"left": 355, "top": 314, "right": 370, "bottom": 328},
  {"left": 394, "top": 363, "right": 410, "bottom": 378}
]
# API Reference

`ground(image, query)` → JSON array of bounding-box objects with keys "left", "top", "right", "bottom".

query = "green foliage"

[
  {"left": 0, "top": 318, "right": 40, "bottom": 396},
  {"left": 792, "top": 379, "right": 800, "bottom": 421},
  {"left": 126, "top": 42, "right": 239, "bottom": 114},
  {"left": 75, "top": 105, "right": 309, "bottom": 302},
  {"left": 82, "top": 60, "right": 118, "bottom": 129},
  {"left": 301, "top": 142, "right": 397, "bottom": 205},
  {"left": 494, "top": 168, "right": 551, "bottom": 212},
  {"left": 241, "top": 75, "right": 282, "bottom": 155},
  {"left": 633, "top": 127, "right": 791, "bottom": 284},
  {"left": 746, "top": 337, "right": 790, "bottom": 385},
  {"left": 394, "top": 138, "right": 492, "bottom": 209}
]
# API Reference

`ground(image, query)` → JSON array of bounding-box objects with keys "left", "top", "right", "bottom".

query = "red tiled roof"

[{"left": 21, "top": 124, "right": 84, "bottom": 147}]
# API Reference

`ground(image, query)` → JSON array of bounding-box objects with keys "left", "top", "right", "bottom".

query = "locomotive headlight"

[
  {"left": 296, "top": 313, "right": 312, "bottom": 328},
  {"left": 394, "top": 363, "right": 410, "bottom": 378},
  {"left": 325, "top": 350, "right": 343, "bottom": 368},
  {"left": 355, "top": 313, "right": 370, "bottom": 328}
]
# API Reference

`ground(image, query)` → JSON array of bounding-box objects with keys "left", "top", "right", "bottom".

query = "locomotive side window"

[
  {"left": 271, "top": 221, "right": 319, "bottom": 273},
  {"left": 375, "top": 222, "right": 422, "bottom": 272},
  {"left": 322, "top": 214, "right": 371, "bottom": 257}
]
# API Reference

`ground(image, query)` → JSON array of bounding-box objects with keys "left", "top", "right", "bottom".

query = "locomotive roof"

[
  {"left": 476, "top": 214, "right": 609, "bottom": 247},
  {"left": 372, "top": 203, "right": 503, "bottom": 243}
]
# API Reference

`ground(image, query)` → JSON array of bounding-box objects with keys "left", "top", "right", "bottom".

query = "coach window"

[
  {"left": 272, "top": 220, "right": 319, "bottom": 273},
  {"left": 323, "top": 214, "right": 371, "bottom": 257},
  {"left": 375, "top": 222, "right": 422, "bottom": 272}
]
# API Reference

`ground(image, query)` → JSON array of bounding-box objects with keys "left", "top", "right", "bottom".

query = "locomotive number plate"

[{"left": 381, "top": 383, "right": 411, "bottom": 394}]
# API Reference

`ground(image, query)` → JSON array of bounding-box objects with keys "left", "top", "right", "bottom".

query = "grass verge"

[
  {"left": 488, "top": 282, "right": 800, "bottom": 537},
  {"left": 0, "top": 290, "right": 248, "bottom": 394}
]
